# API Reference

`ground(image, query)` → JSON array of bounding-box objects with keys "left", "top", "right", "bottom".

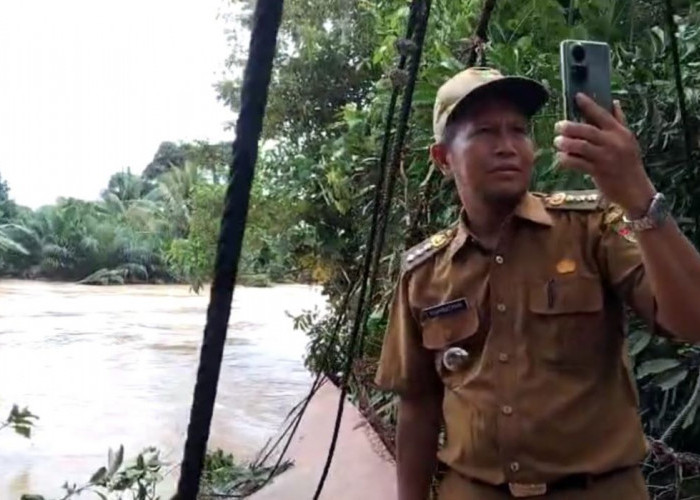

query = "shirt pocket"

[
  {"left": 528, "top": 274, "right": 605, "bottom": 367},
  {"left": 421, "top": 304, "right": 481, "bottom": 389}
]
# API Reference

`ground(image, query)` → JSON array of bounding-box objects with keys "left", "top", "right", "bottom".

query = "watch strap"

[{"left": 622, "top": 192, "right": 668, "bottom": 232}]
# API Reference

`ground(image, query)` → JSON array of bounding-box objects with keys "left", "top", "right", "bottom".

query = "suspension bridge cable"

[
  {"left": 311, "top": 1, "right": 433, "bottom": 498},
  {"left": 174, "top": 1, "right": 284, "bottom": 498}
]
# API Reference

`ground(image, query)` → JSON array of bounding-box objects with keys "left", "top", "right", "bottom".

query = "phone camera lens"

[{"left": 571, "top": 44, "right": 586, "bottom": 63}]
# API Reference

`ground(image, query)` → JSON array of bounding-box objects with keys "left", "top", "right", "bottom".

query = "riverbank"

[{"left": 0, "top": 273, "right": 306, "bottom": 288}]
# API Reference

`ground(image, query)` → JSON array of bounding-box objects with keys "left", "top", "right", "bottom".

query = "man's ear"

[{"left": 430, "top": 143, "right": 453, "bottom": 178}]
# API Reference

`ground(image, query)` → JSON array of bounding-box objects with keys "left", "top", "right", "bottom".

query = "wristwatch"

[{"left": 623, "top": 192, "right": 670, "bottom": 232}]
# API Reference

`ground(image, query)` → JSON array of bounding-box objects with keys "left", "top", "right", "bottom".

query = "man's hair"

[{"left": 442, "top": 115, "right": 465, "bottom": 147}]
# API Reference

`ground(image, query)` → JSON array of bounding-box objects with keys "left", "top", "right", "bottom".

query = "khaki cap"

[{"left": 433, "top": 67, "right": 549, "bottom": 142}]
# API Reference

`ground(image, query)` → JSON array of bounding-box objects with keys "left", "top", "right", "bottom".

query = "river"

[{"left": 0, "top": 280, "right": 326, "bottom": 499}]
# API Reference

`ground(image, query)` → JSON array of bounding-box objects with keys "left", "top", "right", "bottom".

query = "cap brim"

[{"left": 447, "top": 76, "right": 549, "bottom": 124}]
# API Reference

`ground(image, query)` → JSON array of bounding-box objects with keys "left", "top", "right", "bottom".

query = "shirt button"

[
  {"left": 502, "top": 405, "right": 513, "bottom": 415},
  {"left": 495, "top": 255, "right": 504, "bottom": 264},
  {"left": 496, "top": 303, "right": 507, "bottom": 313},
  {"left": 498, "top": 352, "right": 509, "bottom": 363},
  {"left": 510, "top": 461, "right": 520, "bottom": 473}
]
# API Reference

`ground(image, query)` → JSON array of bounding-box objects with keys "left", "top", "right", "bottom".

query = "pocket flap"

[
  {"left": 529, "top": 275, "right": 603, "bottom": 315},
  {"left": 421, "top": 304, "right": 479, "bottom": 349}
]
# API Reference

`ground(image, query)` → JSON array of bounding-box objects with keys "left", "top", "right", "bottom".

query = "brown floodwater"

[{"left": 0, "top": 280, "right": 325, "bottom": 499}]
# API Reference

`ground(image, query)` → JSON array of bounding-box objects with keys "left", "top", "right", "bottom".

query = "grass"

[{"left": 198, "top": 449, "right": 293, "bottom": 499}]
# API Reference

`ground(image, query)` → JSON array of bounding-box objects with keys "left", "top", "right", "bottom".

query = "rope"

[
  {"left": 241, "top": 275, "right": 361, "bottom": 495},
  {"left": 663, "top": 0, "right": 693, "bottom": 170},
  {"left": 311, "top": 1, "right": 433, "bottom": 498},
  {"left": 251, "top": 280, "right": 358, "bottom": 491},
  {"left": 467, "top": 0, "right": 498, "bottom": 67},
  {"left": 567, "top": 0, "right": 577, "bottom": 26},
  {"left": 173, "top": 1, "right": 284, "bottom": 498},
  {"left": 238, "top": 0, "right": 423, "bottom": 490},
  {"left": 355, "top": 0, "right": 421, "bottom": 360}
]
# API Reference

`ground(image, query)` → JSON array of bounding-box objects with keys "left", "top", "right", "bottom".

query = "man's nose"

[{"left": 494, "top": 130, "right": 518, "bottom": 155}]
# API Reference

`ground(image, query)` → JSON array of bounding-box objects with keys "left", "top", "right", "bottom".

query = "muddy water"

[{"left": 0, "top": 280, "right": 325, "bottom": 499}]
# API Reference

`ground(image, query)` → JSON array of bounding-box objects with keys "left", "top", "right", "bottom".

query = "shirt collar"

[
  {"left": 515, "top": 192, "right": 554, "bottom": 227},
  {"left": 446, "top": 192, "right": 553, "bottom": 260}
]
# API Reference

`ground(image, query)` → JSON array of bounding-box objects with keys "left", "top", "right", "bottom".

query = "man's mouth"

[{"left": 490, "top": 164, "right": 521, "bottom": 174}]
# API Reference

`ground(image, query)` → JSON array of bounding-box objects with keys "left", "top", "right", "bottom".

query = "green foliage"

[
  {"left": 141, "top": 141, "right": 188, "bottom": 180},
  {"left": 8, "top": 421, "right": 273, "bottom": 500},
  {"left": 198, "top": 449, "right": 292, "bottom": 498},
  {"left": 1, "top": 405, "right": 38, "bottom": 439},
  {"left": 0, "top": 138, "right": 316, "bottom": 287},
  {"left": 166, "top": 182, "right": 226, "bottom": 292},
  {"left": 0, "top": 196, "right": 173, "bottom": 283},
  {"left": 21, "top": 445, "right": 165, "bottom": 500},
  {"left": 0, "top": 171, "right": 18, "bottom": 222}
]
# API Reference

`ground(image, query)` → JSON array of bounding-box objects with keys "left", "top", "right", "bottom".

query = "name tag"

[{"left": 422, "top": 298, "right": 468, "bottom": 319}]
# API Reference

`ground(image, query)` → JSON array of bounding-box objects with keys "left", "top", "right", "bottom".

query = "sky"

[{"left": 0, "top": 0, "right": 239, "bottom": 208}]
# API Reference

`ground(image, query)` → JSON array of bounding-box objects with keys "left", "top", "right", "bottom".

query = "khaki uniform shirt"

[{"left": 375, "top": 191, "right": 667, "bottom": 486}]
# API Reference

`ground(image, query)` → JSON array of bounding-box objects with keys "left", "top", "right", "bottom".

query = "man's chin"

[{"left": 482, "top": 186, "right": 528, "bottom": 206}]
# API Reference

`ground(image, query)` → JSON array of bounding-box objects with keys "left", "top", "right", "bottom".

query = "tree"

[
  {"left": 0, "top": 171, "right": 17, "bottom": 222},
  {"left": 141, "top": 141, "right": 187, "bottom": 180},
  {"left": 103, "top": 170, "right": 152, "bottom": 202}
]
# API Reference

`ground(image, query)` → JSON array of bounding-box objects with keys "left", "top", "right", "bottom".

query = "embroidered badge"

[
  {"left": 556, "top": 258, "right": 577, "bottom": 274},
  {"left": 422, "top": 298, "right": 468, "bottom": 319},
  {"left": 430, "top": 232, "right": 449, "bottom": 248},
  {"left": 604, "top": 205, "right": 625, "bottom": 225},
  {"left": 546, "top": 192, "right": 566, "bottom": 206},
  {"left": 616, "top": 224, "right": 637, "bottom": 243}
]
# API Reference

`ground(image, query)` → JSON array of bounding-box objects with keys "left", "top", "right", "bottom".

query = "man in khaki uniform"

[{"left": 375, "top": 67, "right": 700, "bottom": 499}]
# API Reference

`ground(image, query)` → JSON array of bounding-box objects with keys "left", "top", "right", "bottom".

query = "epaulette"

[
  {"left": 541, "top": 189, "right": 605, "bottom": 210},
  {"left": 402, "top": 228, "right": 456, "bottom": 273}
]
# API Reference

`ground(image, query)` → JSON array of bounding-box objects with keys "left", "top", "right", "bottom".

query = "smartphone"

[{"left": 560, "top": 40, "right": 612, "bottom": 122}]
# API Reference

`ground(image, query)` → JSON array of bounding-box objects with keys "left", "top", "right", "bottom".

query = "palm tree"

[
  {"left": 0, "top": 224, "right": 28, "bottom": 255},
  {"left": 146, "top": 161, "right": 202, "bottom": 239}
]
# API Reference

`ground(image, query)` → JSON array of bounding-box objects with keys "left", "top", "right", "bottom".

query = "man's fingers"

[
  {"left": 612, "top": 100, "right": 628, "bottom": 126},
  {"left": 554, "top": 136, "right": 604, "bottom": 162},
  {"left": 575, "top": 93, "right": 618, "bottom": 129},
  {"left": 554, "top": 120, "right": 606, "bottom": 145},
  {"left": 556, "top": 152, "right": 595, "bottom": 175}
]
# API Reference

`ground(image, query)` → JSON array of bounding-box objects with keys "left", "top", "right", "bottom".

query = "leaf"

[
  {"left": 651, "top": 26, "right": 665, "bottom": 46},
  {"left": 652, "top": 367, "right": 688, "bottom": 391},
  {"left": 89, "top": 466, "right": 108, "bottom": 484},
  {"left": 683, "top": 396, "right": 700, "bottom": 429},
  {"left": 636, "top": 358, "right": 681, "bottom": 379},
  {"left": 15, "top": 425, "right": 31, "bottom": 439},
  {"left": 8, "top": 404, "right": 19, "bottom": 420},
  {"left": 629, "top": 331, "right": 652, "bottom": 357},
  {"left": 108, "top": 445, "right": 124, "bottom": 477}
]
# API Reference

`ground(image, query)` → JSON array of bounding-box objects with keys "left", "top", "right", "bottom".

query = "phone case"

[{"left": 560, "top": 40, "right": 612, "bottom": 122}]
